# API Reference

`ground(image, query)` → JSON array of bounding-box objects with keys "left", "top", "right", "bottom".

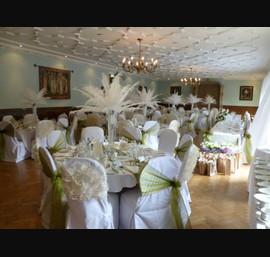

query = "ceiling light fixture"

[
  {"left": 180, "top": 67, "right": 201, "bottom": 86},
  {"left": 122, "top": 38, "right": 158, "bottom": 73}
]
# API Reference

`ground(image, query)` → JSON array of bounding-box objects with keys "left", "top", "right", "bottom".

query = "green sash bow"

[
  {"left": 141, "top": 123, "right": 160, "bottom": 145},
  {"left": 244, "top": 132, "right": 252, "bottom": 164},
  {"left": 39, "top": 152, "right": 68, "bottom": 229},
  {"left": 201, "top": 130, "right": 213, "bottom": 141},
  {"left": 173, "top": 140, "right": 192, "bottom": 161},
  {"left": 0, "top": 122, "right": 15, "bottom": 161},
  {"left": 202, "top": 113, "right": 210, "bottom": 130},
  {"left": 139, "top": 164, "right": 191, "bottom": 229},
  {"left": 47, "top": 133, "right": 66, "bottom": 155},
  {"left": 57, "top": 121, "right": 72, "bottom": 145}
]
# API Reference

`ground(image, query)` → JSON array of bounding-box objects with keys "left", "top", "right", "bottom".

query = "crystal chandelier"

[
  {"left": 122, "top": 38, "right": 158, "bottom": 73},
  {"left": 180, "top": 67, "right": 201, "bottom": 86}
]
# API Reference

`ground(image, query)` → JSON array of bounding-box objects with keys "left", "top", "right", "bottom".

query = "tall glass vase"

[
  {"left": 32, "top": 103, "right": 37, "bottom": 117},
  {"left": 107, "top": 110, "right": 117, "bottom": 145},
  {"left": 142, "top": 104, "right": 147, "bottom": 122}
]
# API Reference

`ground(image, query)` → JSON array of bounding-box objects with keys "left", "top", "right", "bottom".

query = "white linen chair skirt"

[
  {"left": 119, "top": 156, "right": 187, "bottom": 229},
  {"left": 65, "top": 193, "right": 119, "bottom": 229}
]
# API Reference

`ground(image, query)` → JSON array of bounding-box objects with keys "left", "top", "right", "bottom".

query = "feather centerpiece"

[
  {"left": 186, "top": 94, "right": 202, "bottom": 110},
  {"left": 164, "top": 92, "right": 186, "bottom": 107},
  {"left": 136, "top": 87, "right": 160, "bottom": 120},
  {"left": 73, "top": 73, "right": 140, "bottom": 144},
  {"left": 73, "top": 73, "right": 140, "bottom": 114},
  {"left": 202, "top": 94, "right": 216, "bottom": 111},
  {"left": 21, "top": 88, "right": 50, "bottom": 116}
]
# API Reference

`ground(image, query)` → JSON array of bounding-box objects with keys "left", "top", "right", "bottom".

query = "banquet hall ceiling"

[{"left": 1, "top": 27, "right": 270, "bottom": 81}]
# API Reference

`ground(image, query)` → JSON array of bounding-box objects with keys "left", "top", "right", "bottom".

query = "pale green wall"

[
  {"left": 0, "top": 48, "right": 263, "bottom": 109},
  {"left": 222, "top": 79, "right": 262, "bottom": 106},
  {"left": 0, "top": 48, "right": 158, "bottom": 109},
  {"left": 157, "top": 78, "right": 263, "bottom": 106}
]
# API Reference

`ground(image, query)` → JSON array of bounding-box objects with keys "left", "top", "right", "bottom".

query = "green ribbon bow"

[
  {"left": 0, "top": 122, "right": 15, "bottom": 161},
  {"left": 139, "top": 164, "right": 191, "bottom": 229},
  {"left": 57, "top": 121, "right": 72, "bottom": 145},
  {"left": 202, "top": 113, "right": 210, "bottom": 130},
  {"left": 39, "top": 152, "right": 68, "bottom": 229},
  {"left": 141, "top": 123, "right": 160, "bottom": 145},
  {"left": 47, "top": 133, "right": 66, "bottom": 155},
  {"left": 244, "top": 132, "right": 252, "bottom": 164},
  {"left": 201, "top": 130, "right": 213, "bottom": 141},
  {"left": 173, "top": 140, "right": 193, "bottom": 161}
]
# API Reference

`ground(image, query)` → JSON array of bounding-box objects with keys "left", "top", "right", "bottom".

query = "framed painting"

[
  {"left": 170, "top": 86, "right": 181, "bottom": 95},
  {"left": 239, "top": 86, "right": 253, "bottom": 101},
  {"left": 39, "top": 66, "right": 71, "bottom": 99}
]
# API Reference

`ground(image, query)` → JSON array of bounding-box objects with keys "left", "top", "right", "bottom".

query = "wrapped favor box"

[
  {"left": 206, "top": 160, "right": 217, "bottom": 176},
  {"left": 198, "top": 161, "right": 207, "bottom": 175}
]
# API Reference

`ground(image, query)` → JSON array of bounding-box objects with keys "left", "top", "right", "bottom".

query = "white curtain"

[{"left": 249, "top": 70, "right": 270, "bottom": 155}]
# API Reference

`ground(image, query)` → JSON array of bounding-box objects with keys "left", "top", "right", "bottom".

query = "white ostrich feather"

[
  {"left": 179, "top": 144, "right": 200, "bottom": 183},
  {"left": 21, "top": 88, "right": 50, "bottom": 106},
  {"left": 164, "top": 92, "right": 186, "bottom": 106},
  {"left": 202, "top": 94, "right": 216, "bottom": 105},
  {"left": 137, "top": 87, "right": 160, "bottom": 109},
  {"left": 73, "top": 73, "right": 140, "bottom": 114},
  {"left": 186, "top": 94, "right": 202, "bottom": 104}
]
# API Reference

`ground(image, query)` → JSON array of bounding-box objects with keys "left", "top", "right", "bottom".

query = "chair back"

[
  {"left": 47, "top": 130, "right": 67, "bottom": 154},
  {"left": 134, "top": 156, "right": 186, "bottom": 228},
  {"left": 142, "top": 121, "right": 160, "bottom": 150},
  {"left": 2, "top": 115, "right": 15, "bottom": 123},
  {"left": 169, "top": 120, "right": 181, "bottom": 134},
  {"left": 56, "top": 117, "right": 69, "bottom": 131},
  {"left": 23, "top": 113, "right": 38, "bottom": 125},
  {"left": 61, "top": 157, "right": 115, "bottom": 229},
  {"left": 81, "top": 126, "right": 104, "bottom": 142},
  {"left": 120, "top": 126, "right": 142, "bottom": 142},
  {"left": 158, "top": 129, "right": 178, "bottom": 156}
]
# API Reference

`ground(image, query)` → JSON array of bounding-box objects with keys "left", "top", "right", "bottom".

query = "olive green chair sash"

[
  {"left": 47, "top": 133, "right": 66, "bottom": 155},
  {"left": 173, "top": 140, "right": 193, "bottom": 162},
  {"left": 142, "top": 123, "right": 160, "bottom": 145},
  {"left": 57, "top": 122, "right": 72, "bottom": 145},
  {"left": 244, "top": 132, "right": 252, "bottom": 164},
  {"left": 0, "top": 122, "right": 15, "bottom": 160},
  {"left": 201, "top": 130, "right": 213, "bottom": 142},
  {"left": 39, "top": 152, "right": 68, "bottom": 229},
  {"left": 139, "top": 164, "right": 191, "bottom": 229},
  {"left": 201, "top": 113, "right": 210, "bottom": 130}
]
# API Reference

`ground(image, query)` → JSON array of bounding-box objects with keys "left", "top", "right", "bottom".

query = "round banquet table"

[{"left": 248, "top": 145, "right": 270, "bottom": 229}]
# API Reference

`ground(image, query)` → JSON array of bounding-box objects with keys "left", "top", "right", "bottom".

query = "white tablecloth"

[{"left": 247, "top": 145, "right": 270, "bottom": 229}]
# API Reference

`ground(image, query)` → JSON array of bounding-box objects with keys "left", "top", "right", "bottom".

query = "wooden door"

[{"left": 194, "top": 81, "right": 223, "bottom": 109}]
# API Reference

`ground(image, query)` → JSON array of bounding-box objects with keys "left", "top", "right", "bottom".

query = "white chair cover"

[
  {"left": 0, "top": 121, "right": 30, "bottom": 162},
  {"left": 151, "top": 113, "right": 161, "bottom": 121},
  {"left": 174, "top": 134, "right": 199, "bottom": 215},
  {"left": 120, "top": 126, "right": 142, "bottom": 142},
  {"left": 23, "top": 113, "right": 38, "bottom": 125},
  {"left": 158, "top": 129, "right": 179, "bottom": 156},
  {"left": 56, "top": 117, "right": 69, "bottom": 131},
  {"left": 2, "top": 115, "right": 15, "bottom": 123},
  {"left": 38, "top": 146, "right": 56, "bottom": 227},
  {"left": 38, "top": 146, "right": 68, "bottom": 229},
  {"left": 61, "top": 157, "right": 119, "bottom": 229},
  {"left": 143, "top": 121, "right": 160, "bottom": 150},
  {"left": 169, "top": 120, "right": 181, "bottom": 134},
  {"left": 132, "top": 113, "right": 145, "bottom": 125},
  {"left": 47, "top": 130, "right": 68, "bottom": 149},
  {"left": 58, "top": 112, "right": 68, "bottom": 119},
  {"left": 119, "top": 156, "right": 189, "bottom": 229},
  {"left": 117, "top": 120, "right": 134, "bottom": 136},
  {"left": 81, "top": 126, "right": 104, "bottom": 142}
]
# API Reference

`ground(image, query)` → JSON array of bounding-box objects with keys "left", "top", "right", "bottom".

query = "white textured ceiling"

[{"left": 1, "top": 27, "right": 270, "bottom": 81}]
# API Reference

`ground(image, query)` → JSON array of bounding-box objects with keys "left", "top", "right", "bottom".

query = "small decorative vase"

[{"left": 107, "top": 110, "right": 117, "bottom": 145}]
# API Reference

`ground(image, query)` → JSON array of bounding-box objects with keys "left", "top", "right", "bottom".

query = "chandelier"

[
  {"left": 180, "top": 67, "right": 201, "bottom": 86},
  {"left": 122, "top": 38, "right": 158, "bottom": 73}
]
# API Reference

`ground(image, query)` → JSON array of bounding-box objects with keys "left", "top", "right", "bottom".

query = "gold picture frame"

[{"left": 239, "top": 86, "right": 253, "bottom": 101}]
